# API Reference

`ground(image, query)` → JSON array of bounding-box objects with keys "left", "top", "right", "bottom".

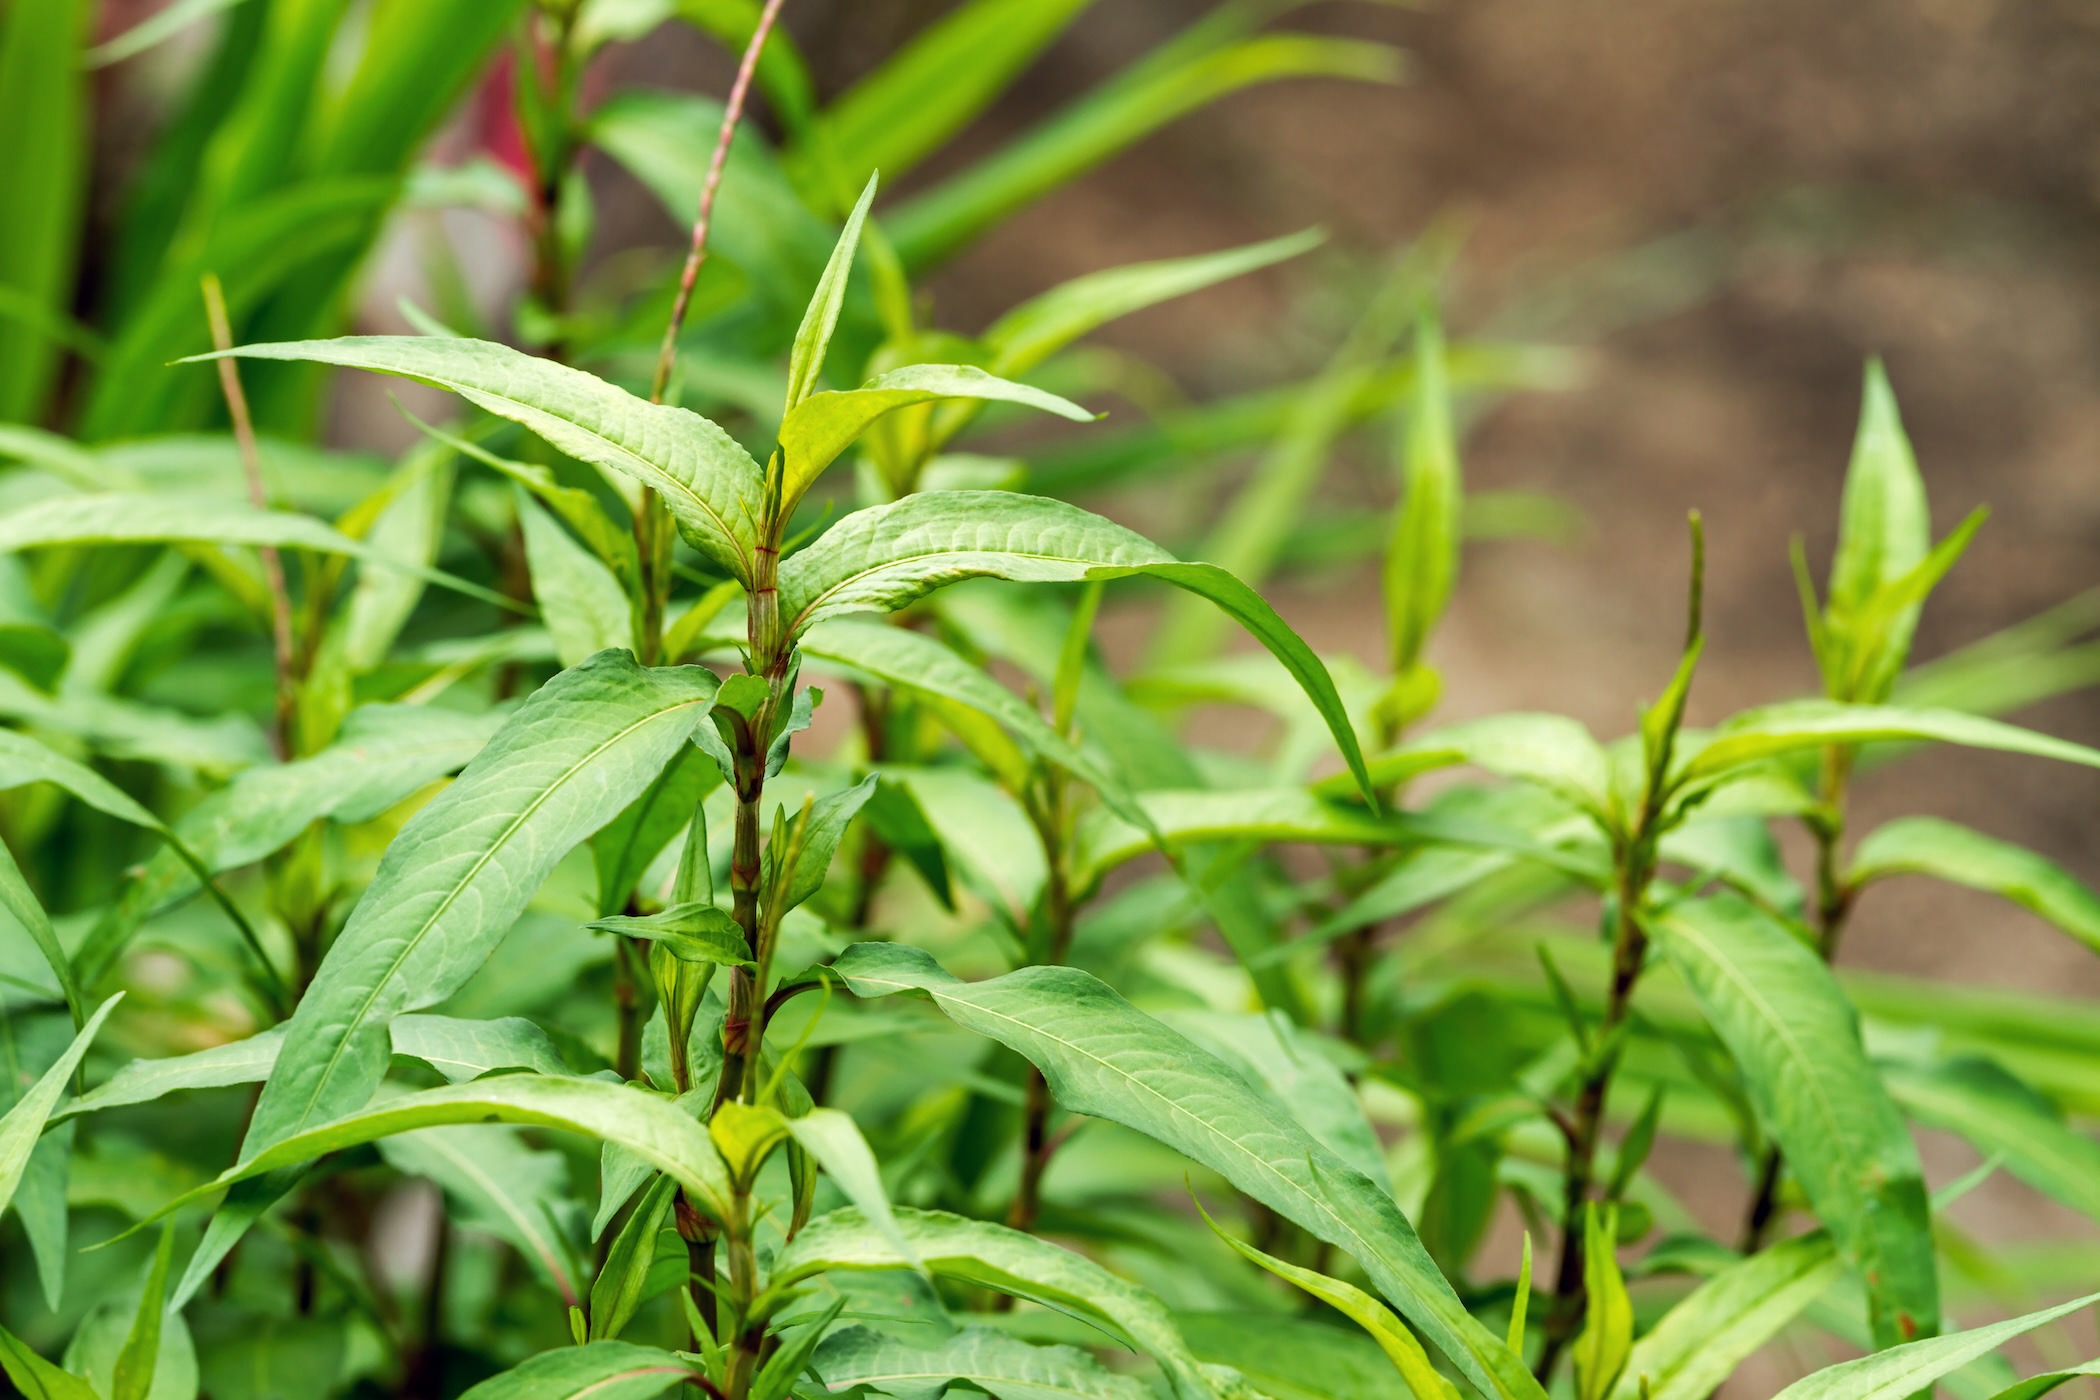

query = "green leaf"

[
  {"left": 0, "top": 1322, "right": 99, "bottom": 1400},
  {"left": 1385, "top": 304, "right": 1462, "bottom": 685},
  {"left": 889, "top": 33, "right": 1402, "bottom": 268},
  {"left": 786, "top": 1107, "right": 916, "bottom": 1269},
  {"left": 767, "top": 774, "right": 879, "bottom": 916},
  {"left": 1611, "top": 1232, "right": 1841, "bottom": 1400},
  {"left": 379, "top": 1123, "right": 582, "bottom": 1306},
  {"left": 588, "top": 902, "right": 753, "bottom": 967},
  {"left": 785, "top": 171, "right": 878, "bottom": 413},
  {"left": 1070, "top": 788, "right": 1406, "bottom": 892},
  {"left": 986, "top": 229, "right": 1323, "bottom": 377},
  {"left": 456, "top": 1341, "right": 700, "bottom": 1400},
  {"left": 1770, "top": 1291, "right": 2100, "bottom": 1400},
  {"left": 832, "top": 944, "right": 1541, "bottom": 1400},
  {"left": 777, "top": 1207, "right": 1220, "bottom": 1396},
  {"left": 591, "top": 739, "right": 716, "bottom": 918},
  {"left": 780, "top": 491, "right": 1373, "bottom": 800},
  {"left": 1676, "top": 701, "right": 2100, "bottom": 790},
  {"left": 518, "top": 488, "right": 634, "bottom": 668},
  {"left": 779, "top": 364, "right": 1091, "bottom": 515},
  {"left": 1571, "top": 1206, "right": 1632, "bottom": 1400},
  {"left": 751, "top": 1295, "right": 842, "bottom": 1400},
  {"left": 237, "top": 653, "right": 717, "bottom": 1161},
  {"left": 191, "top": 337, "right": 768, "bottom": 583},
  {"left": 1399, "top": 713, "right": 1616, "bottom": 822},
  {"left": 159, "top": 1074, "right": 731, "bottom": 1224},
  {"left": 0, "top": 994, "right": 118, "bottom": 1221},
  {"left": 110, "top": 1223, "right": 175, "bottom": 1400},
  {"left": 341, "top": 443, "right": 454, "bottom": 672},
  {"left": 0, "top": 0, "right": 91, "bottom": 423},
  {"left": 590, "top": 1172, "right": 676, "bottom": 1340},
  {"left": 1882, "top": 1056, "right": 2100, "bottom": 1226},
  {"left": 1851, "top": 817, "right": 2100, "bottom": 955},
  {"left": 1982, "top": 1361, "right": 2100, "bottom": 1400},
  {"left": 1824, "top": 360, "right": 1930, "bottom": 702},
  {"left": 85, "top": 0, "right": 253, "bottom": 68},
  {"left": 1198, "top": 1198, "right": 1459, "bottom": 1399},
  {"left": 1651, "top": 896, "right": 1937, "bottom": 1349},
  {"left": 0, "top": 491, "right": 374, "bottom": 557},
  {"left": 1176, "top": 1311, "right": 1402, "bottom": 1400},
  {"left": 0, "top": 837, "right": 80, "bottom": 1025},
  {"left": 796, "top": 0, "right": 1100, "bottom": 198},
  {"left": 814, "top": 1325, "right": 1152, "bottom": 1400}
]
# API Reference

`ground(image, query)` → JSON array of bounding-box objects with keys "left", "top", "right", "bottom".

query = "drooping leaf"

[
  {"left": 1199, "top": 1198, "right": 1459, "bottom": 1399},
  {"left": 1651, "top": 896, "right": 1937, "bottom": 1349},
  {"left": 1850, "top": 817, "right": 2100, "bottom": 956},
  {"left": 1769, "top": 1292, "right": 2100, "bottom": 1400},
  {"left": 191, "top": 338, "right": 768, "bottom": 583},
  {"left": 456, "top": 1341, "right": 700, "bottom": 1400},
  {"left": 777, "top": 1207, "right": 1220, "bottom": 1397},
  {"left": 780, "top": 491, "right": 1373, "bottom": 799},
  {"left": 833, "top": 944, "right": 1542, "bottom": 1400},
  {"left": 814, "top": 1325, "right": 1151, "bottom": 1400},
  {"left": 378, "top": 1123, "right": 583, "bottom": 1306},
  {"left": 1610, "top": 1232, "right": 1841, "bottom": 1400},
  {"left": 0, "top": 994, "right": 119, "bottom": 1221}
]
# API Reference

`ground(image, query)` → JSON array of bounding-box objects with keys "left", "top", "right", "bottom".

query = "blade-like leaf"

[
  {"left": 0, "top": 0, "right": 91, "bottom": 423},
  {"left": 1571, "top": 1206, "right": 1632, "bottom": 1400},
  {"left": 779, "top": 364, "right": 1090, "bottom": 513},
  {"left": 590, "top": 1172, "right": 677, "bottom": 1340},
  {"left": 1675, "top": 702, "right": 2100, "bottom": 789},
  {"left": 1651, "top": 896, "right": 1937, "bottom": 1349},
  {"left": 1385, "top": 305, "right": 1461, "bottom": 685},
  {"left": 780, "top": 491, "right": 1372, "bottom": 800},
  {"left": 109, "top": 1224, "right": 174, "bottom": 1400},
  {"left": 786, "top": 1107, "right": 916, "bottom": 1268},
  {"left": 1825, "top": 360, "right": 1930, "bottom": 702},
  {"left": 1199, "top": 1198, "right": 1459, "bottom": 1399},
  {"left": 0, "top": 995, "right": 118, "bottom": 1219},
  {"left": 832, "top": 943, "right": 1541, "bottom": 1400},
  {"left": 588, "top": 902, "right": 753, "bottom": 967},
  {"left": 0, "top": 1322, "right": 99, "bottom": 1400},
  {"left": 814, "top": 1325, "right": 1151, "bottom": 1400},
  {"left": 1851, "top": 817, "right": 2100, "bottom": 955},
  {"left": 1883, "top": 1056, "right": 2100, "bottom": 1226},
  {"left": 778, "top": 1206, "right": 1218, "bottom": 1397},
  {"left": 1770, "top": 1292, "right": 2100, "bottom": 1400},
  {"left": 379, "top": 1123, "right": 582, "bottom": 1305},
  {"left": 1610, "top": 1232, "right": 1841, "bottom": 1400},
  {"left": 784, "top": 172, "right": 878, "bottom": 412},
  {"left": 518, "top": 488, "right": 633, "bottom": 668},
  {"left": 191, "top": 338, "right": 767, "bottom": 583},
  {"left": 456, "top": 1341, "right": 700, "bottom": 1399},
  {"left": 241, "top": 653, "right": 718, "bottom": 1155}
]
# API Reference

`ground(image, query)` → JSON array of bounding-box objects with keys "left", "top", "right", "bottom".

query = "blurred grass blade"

[
  {"left": 86, "top": 0, "right": 254, "bottom": 68},
  {"left": 1850, "top": 817, "right": 2100, "bottom": 955},
  {"left": 889, "top": 34, "right": 1404, "bottom": 268},
  {"left": 0, "top": 0, "right": 92, "bottom": 424}
]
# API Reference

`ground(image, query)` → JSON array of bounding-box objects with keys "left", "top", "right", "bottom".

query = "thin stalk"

[
  {"left": 202, "top": 274, "right": 296, "bottom": 761},
  {"left": 637, "top": 0, "right": 789, "bottom": 666},
  {"left": 1739, "top": 744, "right": 1855, "bottom": 1250},
  {"left": 1008, "top": 771, "right": 1075, "bottom": 1233}
]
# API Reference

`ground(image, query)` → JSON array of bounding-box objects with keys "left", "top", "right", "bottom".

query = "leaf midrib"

[{"left": 271, "top": 691, "right": 712, "bottom": 1146}]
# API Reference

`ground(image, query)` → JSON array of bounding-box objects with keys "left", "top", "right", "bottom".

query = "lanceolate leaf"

[
  {"left": 832, "top": 943, "right": 1542, "bottom": 1400},
  {"left": 1610, "top": 1232, "right": 1842, "bottom": 1400},
  {"left": 779, "top": 364, "right": 1091, "bottom": 512},
  {"left": 1850, "top": 817, "right": 2100, "bottom": 955},
  {"left": 0, "top": 1321, "right": 99, "bottom": 1400},
  {"left": 455, "top": 1341, "right": 700, "bottom": 1399},
  {"left": 378, "top": 1124, "right": 582, "bottom": 1304},
  {"left": 1824, "top": 361, "right": 1930, "bottom": 702},
  {"left": 1769, "top": 1292, "right": 2100, "bottom": 1400},
  {"left": 777, "top": 1207, "right": 1219, "bottom": 1397},
  {"left": 0, "top": 996, "right": 119, "bottom": 1221},
  {"left": 159, "top": 1076, "right": 731, "bottom": 1223},
  {"left": 1882, "top": 1056, "right": 2100, "bottom": 1225},
  {"left": 780, "top": 491, "right": 1374, "bottom": 799},
  {"left": 191, "top": 338, "right": 768, "bottom": 583},
  {"left": 1674, "top": 702, "right": 2100, "bottom": 790},
  {"left": 1384, "top": 305, "right": 1461, "bottom": 683},
  {"left": 241, "top": 653, "right": 719, "bottom": 1155},
  {"left": 784, "top": 172, "right": 878, "bottom": 413},
  {"left": 517, "top": 488, "right": 633, "bottom": 667},
  {"left": 1651, "top": 896, "right": 1937, "bottom": 1349},
  {"left": 814, "top": 1325, "right": 1151, "bottom": 1400}
]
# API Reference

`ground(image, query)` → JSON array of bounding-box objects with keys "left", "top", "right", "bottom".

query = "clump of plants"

[{"left": 4, "top": 3, "right": 2100, "bottom": 1399}]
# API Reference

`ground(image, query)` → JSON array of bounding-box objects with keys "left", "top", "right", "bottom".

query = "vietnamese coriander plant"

[{"left": 6, "top": 3, "right": 2100, "bottom": 1400}]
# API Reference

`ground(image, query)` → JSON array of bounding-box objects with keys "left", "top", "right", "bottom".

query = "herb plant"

[{"left": 4, "top": 4, "right": 2100, "bottom": 1400}]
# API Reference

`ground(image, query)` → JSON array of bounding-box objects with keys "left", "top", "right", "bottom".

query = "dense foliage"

[{"left": 3, "top": 3, "right": 2100, "bottom": 1398}]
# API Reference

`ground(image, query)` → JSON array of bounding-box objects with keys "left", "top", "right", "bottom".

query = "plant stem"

[
  {"left": 202, "top": 274, "right": 296, "bottom": 761},
  {"left": 1008, "top": 777, "right": 1076, "bottom": 1233},
  {"left": 1739, "top": 744, "right": 1855, "bottom": 1250},
  {"left": 1535, "top": 845, "right": 1653, "bottom": 1384}
]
